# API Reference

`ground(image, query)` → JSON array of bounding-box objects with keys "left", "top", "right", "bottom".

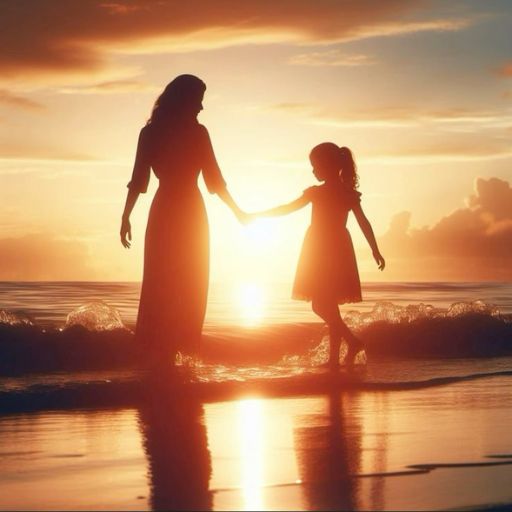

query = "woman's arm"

[
  {"left": 121, "top": 128, "right": 150, "bottom": 248},
  {"left": 199, "top": 125, "right": 249, "bottom": 223},
  {"left": 216, "top": 187, "right": 249, "bottom": 224},
  {"left": 352, "top": 204, "right": 385, "bottom": 270},
  {"left": 253, "top": 195, "right": 310, "bottom": 217},
  {"left": 120, "top": 189, "right": 140, "bottom": 248}
]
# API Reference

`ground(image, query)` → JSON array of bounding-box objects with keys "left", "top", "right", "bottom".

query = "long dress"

[
  {"left": 127, "top": 121, "right": 226, "bottom": 359},
  {"left": 292, "top": 183, "right": 362, "bottom": 304}
]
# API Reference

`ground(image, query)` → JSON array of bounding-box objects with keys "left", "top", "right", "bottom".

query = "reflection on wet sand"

[
  {"left": 2, "top": 377, "right": 510, "bottom": 510},
  {"left": 294, "top": 391, "right": 362, "bottom": 511},
  {"left": 138, "top": 384, "right": 212, "bottom": 511}
]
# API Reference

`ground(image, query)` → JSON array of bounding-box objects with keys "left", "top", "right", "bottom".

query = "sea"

[
  {"left": 0, "top": 280, "right": 511, "bottom": 403},
  {"left": 1, "top": 281, "right": 512, "bottom": 510},
  {"left": 1, "top": 280, "right": 511, "bottom": 327}
]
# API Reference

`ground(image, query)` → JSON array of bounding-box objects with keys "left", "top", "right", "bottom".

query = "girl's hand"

[
  {"left": 373, "top": 251, "right": 385, "bottom": 271},
  {"left": 244, "top": 212, "right": 259, "bottom": 223},
  {"left": 234, "top": 208, "right": 252, "bottom": 225},
  {"left": 120, "top": 217, "right": 132, "bottom": 248}
]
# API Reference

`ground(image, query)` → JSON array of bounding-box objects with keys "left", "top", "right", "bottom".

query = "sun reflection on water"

[
  {"left": 236, "top": 283, "right": 265, "bottom": 326},
  {"left": 238, "top": 399, "right": 264, "bottom": 511}
]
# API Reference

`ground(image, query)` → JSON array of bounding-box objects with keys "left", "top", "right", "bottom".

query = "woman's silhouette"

[
  {"left": 121, "top": 75, "right": 245, "bottom": 366},
  {"left": 251, "top": 143, "right": 385, "bottom": 368}
]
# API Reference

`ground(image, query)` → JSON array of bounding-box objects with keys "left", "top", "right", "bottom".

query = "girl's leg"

[
  {"left": 312, "top": 297, "right": 362, "bottom": 365},
  {"left": 312, "top": 298, "right": 343, "bottom": 367}
]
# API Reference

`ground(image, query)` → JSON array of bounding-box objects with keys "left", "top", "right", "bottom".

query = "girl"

[{"left": 252, "top": 143, "right": 385, "bottom": 369}]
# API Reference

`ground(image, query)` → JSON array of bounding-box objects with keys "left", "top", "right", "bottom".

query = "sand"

[{"left": 1, "top": 375, "right": 512, "bottom": 511}]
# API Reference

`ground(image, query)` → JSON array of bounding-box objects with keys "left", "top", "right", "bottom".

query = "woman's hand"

[
  {"left": 120, "top": 217, "right": 132, "bottom": 248},
  {"left": 373, "top": 250, "right": 385, "bottom": 271}
]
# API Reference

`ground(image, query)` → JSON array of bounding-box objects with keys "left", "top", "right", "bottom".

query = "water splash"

[
  {"left": 446, "top": 300, "right": 500, "bottom": 318},
  {"left": 0, "top": 310, "right": 33, "bottom": 326},
  {"left": 283, "top": 332, "right": 367, "bottom": 367},
  {"left": 280, "top": 300, "right": 501, "bottom": 368},
  {"left": 65, "top": 301, "right": 126, "bottom": 331},
  {"left": 344, "top": 299, "right": 501, "bottom": 330}
]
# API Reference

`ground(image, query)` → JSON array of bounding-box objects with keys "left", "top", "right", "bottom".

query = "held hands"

[
  {"left": 373, "top": 250, "right": 385, "bottom": 271},
  {"left": 120, "top": 217, "right": 132, "bottom": 248},
  {"left": 233, "top": 206, "right": 258, "bottom": 225}
]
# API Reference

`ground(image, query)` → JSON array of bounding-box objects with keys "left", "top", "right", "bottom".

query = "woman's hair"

[
  {"left": 310, "top": 143, "right": 359, "bottom": 189},
  {"left": 147, "top": 74, "right": 206, "bottom": 128}
]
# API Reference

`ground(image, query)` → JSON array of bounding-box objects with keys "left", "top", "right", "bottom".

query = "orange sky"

[{"left": 0, "top": 0, "right": 511, "bottom": 282}]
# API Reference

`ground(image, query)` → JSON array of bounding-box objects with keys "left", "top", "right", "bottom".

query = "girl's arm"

[
  {"left": 352, "top": 204, "right": 385, "bottom": 270},
  {"left": 253, "top": 194, "right": 310, "bottom": 217}
]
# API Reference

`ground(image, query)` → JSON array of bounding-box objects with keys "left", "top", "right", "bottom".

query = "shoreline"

[
  {"left": 1, "top": 375, "right": 512, "bottom": 510},
  {"left": 2, "top": 368, "right": 512, "bottom": 414}
]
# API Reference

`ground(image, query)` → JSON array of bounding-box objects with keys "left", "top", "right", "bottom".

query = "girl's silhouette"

[
  {"left": 252, "top": 143, "right": 385, "bottom": 368},
  {"left": 120, "top": 75, "right": 245, "bottom": 367}
]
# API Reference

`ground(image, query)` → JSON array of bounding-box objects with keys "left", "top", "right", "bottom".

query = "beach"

[
  {"left": 1, "top": 374, "right": 512, "bottom": 510},
  {"left": 2, "top": 0, "right": 512, "bottom": 508},
  {"left": 0, "top": 281, "right": 511, "bottom": 510}
]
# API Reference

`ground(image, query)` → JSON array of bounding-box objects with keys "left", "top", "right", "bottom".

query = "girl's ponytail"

[{"left": 339, "top": 146, "right": 359, "bottom": 190}]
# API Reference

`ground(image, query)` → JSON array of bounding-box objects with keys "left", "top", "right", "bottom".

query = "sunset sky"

[{"left": 0, "top": 0, "right": 511, "bottom": 283}]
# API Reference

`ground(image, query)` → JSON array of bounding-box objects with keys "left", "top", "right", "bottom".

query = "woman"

[{"left": 120, "top": 74, "right": 244, "bottom": 366}]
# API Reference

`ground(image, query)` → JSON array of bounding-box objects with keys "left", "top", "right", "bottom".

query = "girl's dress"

[
  {"left": 292, "top": 183, "right": 362, "bottom": 304},
  {"left": 127, "top": 121, "right": 226, "bottom": 359}
]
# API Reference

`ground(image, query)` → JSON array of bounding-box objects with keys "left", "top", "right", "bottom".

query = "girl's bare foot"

[{"left": 345, "top": 339, "right": 364, "bottom": 365}]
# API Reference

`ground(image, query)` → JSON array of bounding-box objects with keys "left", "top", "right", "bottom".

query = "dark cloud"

[
  {"left": 498, "top": 62, "right": 512, "bottom": 77},
  {"left": 0, "top": 1, "right": 470, "bottom": 79},
  {"left": 379, "top": 177, "right": 512, "bottom": 280},
  {"left": 0, "top": 233, "right": 95, "bottom": 280}
]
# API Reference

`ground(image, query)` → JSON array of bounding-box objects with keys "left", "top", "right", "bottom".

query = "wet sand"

[{"left": 1, "top": 375, "right": 512, "bottom": 511}]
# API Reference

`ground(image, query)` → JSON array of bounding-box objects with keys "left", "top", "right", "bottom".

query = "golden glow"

[
  {"left": 242, "top": 219, "right": 279, "bottom": 250},
  {"left": 238, "top": 399, "right": 265, "bottom": 511},
  {"left": 236, "top": 283, "right": 265, "bottom": 326},
  {"left": 1, "top": 2, "right": 510, "bottom": 284}
]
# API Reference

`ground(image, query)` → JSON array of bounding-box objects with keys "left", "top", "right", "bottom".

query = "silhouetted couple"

[{"left": 121, "top": 74, "right": 385, "bottom": 371}]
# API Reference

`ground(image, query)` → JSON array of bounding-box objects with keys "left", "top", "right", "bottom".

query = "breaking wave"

[{"left": 0, "top": 299, "right": 510, "bottom": 374}]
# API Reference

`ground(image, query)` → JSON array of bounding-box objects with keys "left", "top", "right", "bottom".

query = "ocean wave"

[
  {"left": 0, "top": 300, "right": 511, "bottom": 375},
  {"left": 1, "top": 368, "right": 512, "bottom": 413}
]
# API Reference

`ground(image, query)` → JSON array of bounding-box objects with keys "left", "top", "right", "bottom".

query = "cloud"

[
  {"left": 367, "top": 150, "right": 512, "bottom": 165},
  {"left": 289, "top": 50, "right": 375, "bottom": 67},
  {"left": 268, "top": 102, "right": 314, "bottom": 113},
  {"left": 0, "top": 89, "right": 44, "bottom": 110},
  {"left": 0, "top": 143, "right": 95, "bottom": 162},
  {"left": 57, "top": 79, "right": 158, "bottom": 95},
  {"left": 313, "top": 107, "right": 512, "bottom": 130},
  {"left": 0, "top": 233, "right": 95, "bottom": 280},
  {"left": 377, "top": 177, "right": 512, "bottom": 280},
  {"left": 267, "top": 103, "right": 512, "bottom": 162},
  {"left": 498, "top": 62, "right": 512, "bottom": 77},
  {"left": 270, "top": 103, "right": 512, "bottom": 128},
  {"left": 0, "top": 1, "right": 474, "bottom": 82}
]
